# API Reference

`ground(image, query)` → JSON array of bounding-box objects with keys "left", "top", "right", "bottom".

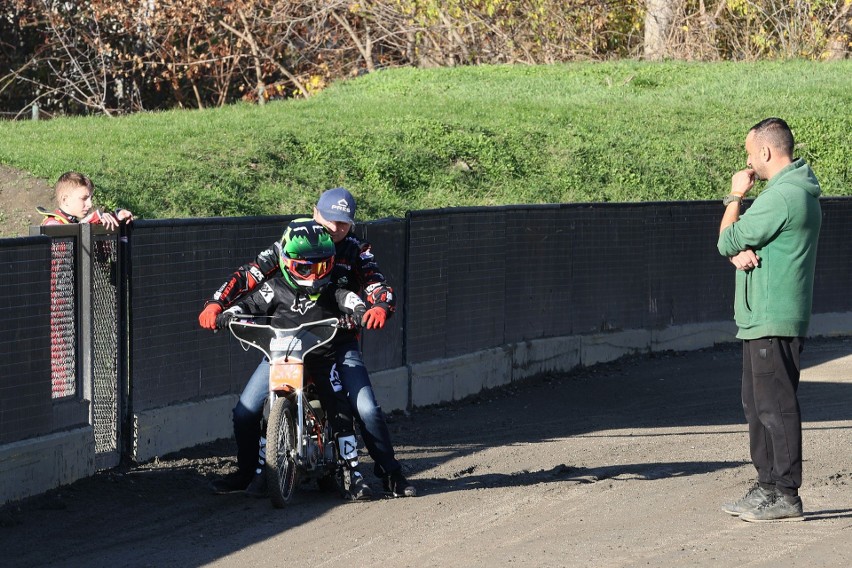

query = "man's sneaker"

[
  {"left": 340, "top": 467, "right": 373, "bottom": 501},
  {"left": 740, "top": 492, "right": 804, "bottom": 523},
  {"left": 244, "top": 471, "right": 268, "bottom": 498},
  {"left": 383, "top": 469, "right": 417, "bottom": 498},
  {"left": 721, "top": 483, "right": 773, "bottom": 516},
  {"left": 210, "top": 471, "right": 253, "bottom": 495}
]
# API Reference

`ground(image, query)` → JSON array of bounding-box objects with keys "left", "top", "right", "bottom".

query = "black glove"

[
  {"left": 352, "top": 305, "right": 366, "bottom": 328},
  {"left": 337, "top": 315, "right": 357, "bottom": 330},
  {"left": 338, "top": 305, "right": 366, "bottom": 330},
  {"left": 215, "top": 311, "right": 235, "bottom": 330}
]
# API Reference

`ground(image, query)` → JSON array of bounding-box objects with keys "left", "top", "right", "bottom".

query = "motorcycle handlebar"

[{"left": 219, "top": 312, "right": 360, "bottom": 331}]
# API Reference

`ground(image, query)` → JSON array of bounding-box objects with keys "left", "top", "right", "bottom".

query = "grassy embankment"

[{"left": 0, "top": 60, "right": 849, "bottom": 220}]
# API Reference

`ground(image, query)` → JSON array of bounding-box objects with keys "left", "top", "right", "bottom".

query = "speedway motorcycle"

[{"left": 226, "top": 315, "right": 347, "bottom": 508}]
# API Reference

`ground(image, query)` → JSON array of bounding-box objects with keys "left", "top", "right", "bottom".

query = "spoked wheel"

[{"left": 266, "top": 398, "right": 299, "bottom": 508}]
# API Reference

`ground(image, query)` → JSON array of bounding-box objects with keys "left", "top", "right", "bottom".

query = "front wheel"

[{"left": 266, "top": 398, "right": 299, "bottom": 508}]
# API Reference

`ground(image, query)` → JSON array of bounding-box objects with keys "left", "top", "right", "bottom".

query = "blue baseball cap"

[{"left": 316, "top": 187, "right": 356, "bottom": 224}]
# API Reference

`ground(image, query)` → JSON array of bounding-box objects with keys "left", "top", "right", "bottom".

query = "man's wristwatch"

[{"left": 722, "top": 194, "right": 743, "bottom": 206}]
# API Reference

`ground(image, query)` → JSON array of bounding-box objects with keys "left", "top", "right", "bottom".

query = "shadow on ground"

[{"left": 2, "top": 337, "right": 851, "bottom": 568}]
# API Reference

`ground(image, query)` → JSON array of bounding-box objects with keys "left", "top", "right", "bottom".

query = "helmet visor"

[{"left": 283, "top": 257, "right": 333, "bottom": 281}]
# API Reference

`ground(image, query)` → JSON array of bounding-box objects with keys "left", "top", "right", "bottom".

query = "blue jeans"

[
  {"left": 335, "top": 341, "right": 401, "bottom": 477},
  {"left": 232, "top": 340, "right": 400, "bottom": 477},
  {"left": 232, "top": 359, "right": 269, "bottom": 475}
]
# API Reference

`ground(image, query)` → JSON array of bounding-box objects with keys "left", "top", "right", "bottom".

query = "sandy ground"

[
  {"left": 2, "top": 338, "right": 852, "bottom": 568},
  {"left": 0, "top": 165, "right": 54, "bottom": 237}
]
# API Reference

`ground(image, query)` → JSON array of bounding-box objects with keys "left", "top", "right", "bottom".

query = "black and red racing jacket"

[
  {"left": 206, "top": 233, "right": 396, "bottom": 316},
  {"left": 37, "top": 206, "right": 113, "bottom": 226}
]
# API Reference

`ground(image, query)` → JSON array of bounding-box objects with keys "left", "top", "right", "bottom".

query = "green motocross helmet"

[{"left": 277, "top": 218, "right": 335, "bottom": 296}]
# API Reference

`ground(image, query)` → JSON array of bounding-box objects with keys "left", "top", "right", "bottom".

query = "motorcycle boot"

[
  {"left": 245, "top": 469, "right": 268, "bottom": 498},
  {"left": 383, "top": 469, "right": 417, "bottom": 498},
  {"left": 210, "top": 470, "right": 254, "bottom": 494},
  {"left": 337, "top": 434, "right": 373, "bottom": 501},
  {"left": 245, "top": 437, "right": 268, "bottom": 498}
]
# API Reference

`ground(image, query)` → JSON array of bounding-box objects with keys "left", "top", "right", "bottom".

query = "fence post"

[
  {"left": 31, "top": 103, "right": 39, "bottom": 121},
  {"left": 79, "top": 223, "right": 93, "bottom": 414}
]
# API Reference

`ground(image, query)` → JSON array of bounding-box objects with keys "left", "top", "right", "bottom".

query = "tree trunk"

[{"left": 644, "top": 0, "right": 676, "bottom": 60}]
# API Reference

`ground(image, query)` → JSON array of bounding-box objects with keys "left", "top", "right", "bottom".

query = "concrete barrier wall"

[{"left": 0, "top": 427, "right": 95, "bottom": 504}]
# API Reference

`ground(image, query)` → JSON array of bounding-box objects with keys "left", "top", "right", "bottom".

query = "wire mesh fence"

[{"left": 49, "top": 238, "right": 77, "bottom": 399}]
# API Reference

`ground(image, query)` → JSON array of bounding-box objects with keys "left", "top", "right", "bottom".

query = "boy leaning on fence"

[{"left": 37, "top": 171, "right": 133, "bottom": 229}]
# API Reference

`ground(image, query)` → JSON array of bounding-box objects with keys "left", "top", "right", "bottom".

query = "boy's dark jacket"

[
  {"left": 230, "top": 277, "right": 365, "bottom": 356},
  {"left": 209, "top": 233, "right": 395, "bottom": 316}
]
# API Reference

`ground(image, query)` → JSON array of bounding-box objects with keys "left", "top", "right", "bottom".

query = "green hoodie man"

[
  {"left": 717, "top": 157, "right": 822, "bottom": 339},
  {"left": 716, "top": 117, "right": 821, "bottom": 523}
]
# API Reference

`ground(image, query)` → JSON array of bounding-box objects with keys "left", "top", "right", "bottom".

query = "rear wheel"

[{"left": 266, "top": 398, "right": 299, "bottom": 508}]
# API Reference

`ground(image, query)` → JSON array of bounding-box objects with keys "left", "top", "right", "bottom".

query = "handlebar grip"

[{"left": 336, "top": 315, "right": 361, "bottom": 330}]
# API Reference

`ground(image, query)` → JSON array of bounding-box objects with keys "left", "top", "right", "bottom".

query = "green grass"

[{"left": 0, "top": 60, "right": 849, "bottom": 220}]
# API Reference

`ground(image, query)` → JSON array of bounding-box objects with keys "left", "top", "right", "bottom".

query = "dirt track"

[
  {"left": 0, "top": 165, "right": 54, "bottom": 237},
  {"left": 3, "top": 338, "right": 852, "bottom": 568}
]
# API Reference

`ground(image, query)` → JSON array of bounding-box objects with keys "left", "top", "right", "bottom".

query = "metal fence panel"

[
  {"left": 406, "top": 212, "right": 451, "bottom": 363},
  {"left": 358, "top": 219, "right": 406, "bottom": 371},
  {"left": 39, "top": 224, "right": 120, "bottom": 466},
  {"left": 0, "top": 237, "right": 53, "bottom": 444},
  {"left": 129, "top": 217, "right": 293, "bottom": 412},
  {"left": 504, "top": 206, "right": 575, "bottom": 342},
  {"left": 89, "top": 232, "right": 121, "bottom": 467},
  {"left": 645, "top": 204, "right": 734, "bottom": 327},
  {"left": 48, "top": 236, "right": 78, "bottom": 398},
  {"left": 813, "top": 198, "right": 852, "bottom": 315},
  {"left": 569, "top": 205, "right": 650, "bottom": 333},
  {"left": 0, "top": 231, "right": 90, "bottom": 445},
  {"left": 444, "top": 210, "right": 507, "bottom": 357},
  {"left": 5, "top": 197, "right": 852, "bottom": 457},
  {"left": 408, "top": 209, "right": 510, "bottom": 360}
]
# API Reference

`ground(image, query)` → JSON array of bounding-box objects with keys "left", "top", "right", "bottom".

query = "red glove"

[
  {"left": 361, "top": 306, "right": 387, "bottom": 330},
  {"left": 199, "top": 303, "right": 223, "bottom": 330}
]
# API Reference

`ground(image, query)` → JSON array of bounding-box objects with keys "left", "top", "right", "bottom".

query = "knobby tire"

[{"left": 266, "top": 398, "right": 299, "bottom": 508}]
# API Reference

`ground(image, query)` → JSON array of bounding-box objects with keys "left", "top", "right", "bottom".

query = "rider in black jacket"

[
  {"left": 200, "top": 188, "right": 415, "bottom": 498},
  {"left": 210, "top": 218, "right": 373, "bottom": 500}
]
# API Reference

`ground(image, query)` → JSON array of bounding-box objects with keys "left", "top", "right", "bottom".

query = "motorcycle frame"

[{"left": 228, "top": 316, "right": 341, "bottom": 469}]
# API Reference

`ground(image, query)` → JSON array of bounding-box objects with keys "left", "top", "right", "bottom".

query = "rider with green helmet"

[
  {"left": 201, "top": 187, "right": 415, "bottom": 499},
  {"left": 213, "top": 218, "right": 372, "bottom": 500},
  {"left": 277, "top": 218, "right": 336, "bottom": 298}
]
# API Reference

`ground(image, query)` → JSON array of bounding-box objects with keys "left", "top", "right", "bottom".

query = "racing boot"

[
  {"left": 245, "top": 469, "right": 268, "bottom": 498},
  {"left": 245, "top": 436, "right": 268, "bottom": 498},
  {"left": 210, "top": 469, "right": 254, "bottom": 494},
  {"left": 337, "top": 434, "right": 373, "bottom": 501},
  {"left": 383, "top": 468, "right": 417, "bottom": 498}
]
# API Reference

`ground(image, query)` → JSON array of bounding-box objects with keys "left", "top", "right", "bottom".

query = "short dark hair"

[
  {"left": 750, "top": 117, "right": 794, "bottom": 158},
  {"left": 54, "top": 171, "right": 94, "bottom": 204},
  {"left": 55, "top": 171, "right": 94, "bottom": 191}
]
